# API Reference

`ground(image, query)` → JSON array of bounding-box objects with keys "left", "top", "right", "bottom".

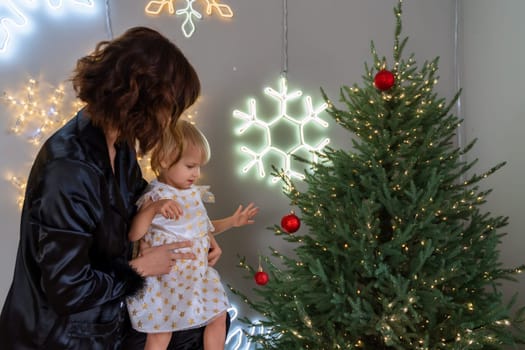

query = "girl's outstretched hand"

[{"left": 231, "top": 202, "right": 259, "bottom": 227}]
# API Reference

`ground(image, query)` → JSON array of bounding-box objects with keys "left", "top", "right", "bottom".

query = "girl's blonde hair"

[{"left": 150, "top": 119, "right": 210, "bottom": 176}]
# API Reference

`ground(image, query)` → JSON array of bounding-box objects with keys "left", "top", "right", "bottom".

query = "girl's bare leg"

[
  {"left": 145, "top": 332, "right": 172, "bottom": 350},
  {"left": 203, "top": 312, "right": 227, "bottom": 350}
]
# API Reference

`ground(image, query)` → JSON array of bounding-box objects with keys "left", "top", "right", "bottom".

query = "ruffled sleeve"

[
  {"left": 195, "top": 185, "right": 215, "bottom": 233},
  {"left": 135, "top": 180, "right": 168, "bottom": 208},
  {"left": 196, "top": 185, "right": 215, "bottom": 204}
]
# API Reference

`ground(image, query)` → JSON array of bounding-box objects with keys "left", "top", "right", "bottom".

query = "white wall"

[{"left": 460, "top": 0, "right": 525, "bottom": 315}]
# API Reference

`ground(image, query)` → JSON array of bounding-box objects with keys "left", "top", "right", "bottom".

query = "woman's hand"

[
  {"left": 207, "top": 233, "right": 222, "bottom": 267},
  {"left": 130, "top": 240, "right": 195, "bottom": 276}
]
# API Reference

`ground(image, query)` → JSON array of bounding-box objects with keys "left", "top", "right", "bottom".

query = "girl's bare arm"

[
  {"left": 211, "top": 202, "right": 259, "bottom": 235},
  {"left": 128, "top": 198, "right": 183, "bottom": 241}
]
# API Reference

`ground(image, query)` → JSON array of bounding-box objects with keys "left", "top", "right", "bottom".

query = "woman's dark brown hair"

[{"left": 71, "top": 26, "right": 200, "bottom": 154}]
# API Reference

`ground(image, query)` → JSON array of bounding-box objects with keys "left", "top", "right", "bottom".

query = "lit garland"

[
  {"left": 233, "top": 76, "right": 330, "bottom": 183},
  {"left": 145, "top": 0, "right": 233, "bottom": 38}
]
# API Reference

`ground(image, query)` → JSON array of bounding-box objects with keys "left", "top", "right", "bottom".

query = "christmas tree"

[{"left": 232, "top": 2, "right": 525, "bottom": 349}]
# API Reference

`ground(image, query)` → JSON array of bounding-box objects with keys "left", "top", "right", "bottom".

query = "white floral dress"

[{"left": 126, "top": 180, "right": 230, "bottom": 333}]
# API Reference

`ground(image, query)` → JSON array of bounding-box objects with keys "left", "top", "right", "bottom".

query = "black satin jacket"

[
  {"left": 0, "top": 111, "right": 208, "bottom": 349},
  {"left": 0, "top": 110, "right": 147, "bottom": 349}
]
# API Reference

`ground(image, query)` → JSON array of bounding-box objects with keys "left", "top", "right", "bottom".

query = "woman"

[{"left": 0, "top": 26, "right": 224, "bottom": 349}]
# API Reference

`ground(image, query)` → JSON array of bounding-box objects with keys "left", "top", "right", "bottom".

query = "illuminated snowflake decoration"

[
  {"left": 2, "top": 78, "right": 84, "bottom": 207},
  {"left": 1, "top": 78, "right": 83, "bottom": 145},
  {"left": 145, "top": 0, "right": 233, "bottom": 38},
  {"left": 0, "top": 0, "right": 94, "bottom": 54},
  {"left": 233, "top": 77, "right": 330, "bottom": 183},
  {"left": 225, "top": 305, "right": 268, "bottom": 350},
  {"left": 0, "top": 1, "right": 26, "bottom": 53},
  {"left": 26, "top": 0, "right": 94, "bottom": 9},
  {"left": 8, "top": 175, "right": 26, "bottom": 209}
]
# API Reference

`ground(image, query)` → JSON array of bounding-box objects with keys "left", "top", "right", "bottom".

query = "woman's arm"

[
  {"left": 211, "top": 202, "right": 259, "bottom": 235},
  {"left": 35, "top": 161, "right": 144, "bottom": 313}
]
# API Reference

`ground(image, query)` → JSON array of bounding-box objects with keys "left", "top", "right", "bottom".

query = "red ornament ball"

[
  {"left": 254, "top": 271, "right": 269, "bottom": 285},
  {"left": 374, "top": 69, "right": 395, "bottom": 91},
  {"left": 281, "top": 212, "right": 301, "bottom": 233}
]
